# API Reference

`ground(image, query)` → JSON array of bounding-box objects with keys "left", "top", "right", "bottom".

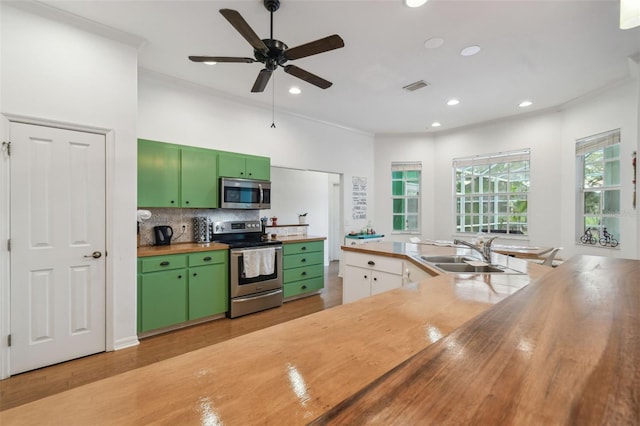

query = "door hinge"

[
  {"left": 2, "top": 141, "right": 10, "bottom": 156},
  {"left": 7, "top": 239, "right": 11, "bottom": 251},
  {"left": 7, "top": 334, "right": 11, "bottom": 347}
]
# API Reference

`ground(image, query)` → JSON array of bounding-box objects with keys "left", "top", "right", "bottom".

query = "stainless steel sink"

[
  {"left": 434, "top": 263, "right": 505, "bottom": 273},
  {"left": 420, "top": 255, "right": 479, "bottom": 264},
  {"left": 411, "top": 254, "right": 525, "bottom": 275}
]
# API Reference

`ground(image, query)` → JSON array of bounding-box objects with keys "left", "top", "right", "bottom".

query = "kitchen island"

[{"left": 2, "top": 243, "right": 638, "bottom": 425}]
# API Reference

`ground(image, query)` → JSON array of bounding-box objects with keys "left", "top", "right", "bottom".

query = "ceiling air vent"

[{"left": 402, "top": 80, "right": 429, "bottom": 92}]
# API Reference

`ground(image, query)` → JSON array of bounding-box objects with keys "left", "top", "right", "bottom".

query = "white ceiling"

[{"left": 36, "top": 0, "right": 640, "bottom": 134}]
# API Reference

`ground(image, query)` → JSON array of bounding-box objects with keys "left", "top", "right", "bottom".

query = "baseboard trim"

[{"left": 114, "top": 336, "right": 139, "bottom": 351}]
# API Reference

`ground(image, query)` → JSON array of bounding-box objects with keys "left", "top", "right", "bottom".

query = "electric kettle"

[{"left": 153, "top": 225, "right": 173, "bottom": 246}]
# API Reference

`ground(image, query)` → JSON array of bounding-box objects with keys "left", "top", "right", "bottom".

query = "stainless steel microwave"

[{"left": 220, "top": 177, "right": 271, "bottom": 209}]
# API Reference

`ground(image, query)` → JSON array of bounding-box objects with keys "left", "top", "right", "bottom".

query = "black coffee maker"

[{"left": 153, "top": 225, "right": 173, "bottom": 246}]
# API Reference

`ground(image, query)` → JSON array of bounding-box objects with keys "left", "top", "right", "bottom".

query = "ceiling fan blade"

[
  {"left": 189, "top": 56, "right": 255, "bottom": 63},
  {"left": 284, "top": 34, "right": 344, "bottom": 61},
  {"left": 251, "top": 69, "right": 273, "bottom": 93},
  {"left": 220, "top": 9, "right": 269, "bottom": 55},
  {"left": 283, "top": 65, "right": 332, "bottom": 89}
]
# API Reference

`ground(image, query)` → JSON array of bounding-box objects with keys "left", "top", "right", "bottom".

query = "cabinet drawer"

[
  {"left": 188, "top": 250, "right": 227, "bottom": 267},
  {"left": 283, "top": 276, "right": 324, "bottom": 298},
  {"left": 140, "top": 254, "right": 187, "bottom": 273},
  {"left": 343, "top": 252, "right": 403, "bottom": 275},
  {"left": 283, "top": 251, "right": 324, "bottom": 269},
  {"left": 283, "top": 264, "right": 324, "bottom": 284},
  {"left": 283, "top": 241, "right": 323, "bottom": 255}
]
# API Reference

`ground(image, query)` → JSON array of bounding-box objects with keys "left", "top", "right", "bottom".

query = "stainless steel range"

[{"left": 211, "top": 220, "right": 283, "bottom": 318}]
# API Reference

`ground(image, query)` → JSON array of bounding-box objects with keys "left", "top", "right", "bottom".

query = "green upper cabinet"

[
  {"left": 218, "top": 152, "right": 270, "bottom": 181},
  {"left": 181, "top": 147, "right": 217, "bottom": 208},
  {"left": 138, "top": 139, "right": 180, "bottom": 207},
  {"left": 138, "top": 139, "right": 218, "bottom": 208}
]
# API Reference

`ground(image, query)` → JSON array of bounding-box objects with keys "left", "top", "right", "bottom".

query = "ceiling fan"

[{"left": 189, "top": 0, "right": 344, "bottom": 93}]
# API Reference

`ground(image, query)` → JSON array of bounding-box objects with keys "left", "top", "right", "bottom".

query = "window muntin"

[
  {"left": 391, "top": 163, "right": 421, "bottom": 233},
  {"left": 453, "top": 149, "right": 530, "bottom": 235},
  {"left": 576, "top": 130, "right": 620, "bottom": 245}
]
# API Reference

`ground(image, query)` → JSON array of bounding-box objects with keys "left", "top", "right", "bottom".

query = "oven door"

[
  {"left": 221, "top": 178, "right": 271, "bottom": 209},
  {"left": 230, "top": 246, "right": 283, "bottom": 298}
]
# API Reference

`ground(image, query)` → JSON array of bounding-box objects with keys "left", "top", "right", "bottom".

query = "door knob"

[{"left": 84, "top": 251, "right": 102, "bottom": 259}]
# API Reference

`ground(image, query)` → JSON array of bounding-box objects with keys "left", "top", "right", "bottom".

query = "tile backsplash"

[{"left": 138, "top": 208, "right": 258, "bottom": 246}]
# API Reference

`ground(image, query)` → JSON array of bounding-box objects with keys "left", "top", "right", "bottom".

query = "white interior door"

[{"left": 9, "top": 122, "right": 106, "bottom": 375}]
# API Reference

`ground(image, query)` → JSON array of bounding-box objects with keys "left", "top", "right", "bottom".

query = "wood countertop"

[
  {"left": 274, "top": 235, "right": 326, "bottom": 244},
  {"left": 3, "top": 247, "right": 637, "bottom": 425},
  {"left": 313, "top": 255, "right": 640, "bottom": 425},
  {"left": 137, "top": 242, "right": 229, "bottom": 257}
]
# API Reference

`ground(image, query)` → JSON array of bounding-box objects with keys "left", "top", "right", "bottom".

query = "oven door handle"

[
  {"left": 231, "top": 246, "right": 282, "bottom": 256},
  {"left": 233, "top": 289, "right": 282, "bottom": 303}
]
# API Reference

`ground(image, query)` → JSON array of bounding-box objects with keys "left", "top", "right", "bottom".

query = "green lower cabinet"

[
  {"left": 282, "top": 241, "right": 325, "bottom": 301},
  {"left": 189, "top": 263, "right": 228, "bottom": 320},
  {"left": 138, "top": 250, "right": 229, "bottom": 334},
  {"left": 140, "top": 269, "right": 188, "bottom": 332}
]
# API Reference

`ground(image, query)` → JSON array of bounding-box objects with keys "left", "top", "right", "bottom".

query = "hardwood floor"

[{"left": 0, "top": 261, "right": 342, "bottom": 411}]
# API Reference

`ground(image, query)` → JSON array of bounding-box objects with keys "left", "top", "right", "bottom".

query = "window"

[
  {"left": 576, "top": 129, "right": 620, "bottom": 246},
  {"left": 391, "top": 162, "right": 421, "bottom": 233},
  {"left": 453, "top": 149, "right": 530, "bottom": 235}
]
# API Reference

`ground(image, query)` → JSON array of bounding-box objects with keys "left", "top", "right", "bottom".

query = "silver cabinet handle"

[{"left": 84, "top": 251, "right": 102, "bottom": 259}]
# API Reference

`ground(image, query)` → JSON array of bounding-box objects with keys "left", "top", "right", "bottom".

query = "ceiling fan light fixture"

[
  {"left": 447, "top": 99, "right": 460, "bottom": 106},
  {"left": 203, "top": 61, "right": 217, "bottom": 65},
  {"left": 404, "top": 0, "right": 428, "bottom": 7},
  {"left": 431, "top": 122, "right": 441, "bottom": 127},
  {"left": 289, "top": 86, "right": 301, "bottom": 95},
  {"left": 519, "top": 100, "right": 533, "bottom": 108},
  {"left": 620, "top": 0, "right": 640, "bottom": 29}
]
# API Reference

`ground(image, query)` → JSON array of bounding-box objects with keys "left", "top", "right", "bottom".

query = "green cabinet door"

[
  {"left": 139, "top": 269, "right": 188, "bottom": 332},
  {"left": 245, "top": 156, "right": 270, "bottom": 180},
  {"left": 218, "top": 152, "right": 271, "bottom": 180},
  {"left": 181, "top": 148, "right": 218, "bottom": 208},
  {"left": 218, "top": 152, "right": 247, "bottom": 178},
  {"left": 188, "top": 263, "right": 228, "bottom": 320},
  {"left": 138, "top": 139, "right": 180, "bottom": 207}
]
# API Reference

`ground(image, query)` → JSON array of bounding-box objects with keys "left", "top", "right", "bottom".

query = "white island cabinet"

[{"left": 343, "top": 251, "right": 405, "bottom": 304}]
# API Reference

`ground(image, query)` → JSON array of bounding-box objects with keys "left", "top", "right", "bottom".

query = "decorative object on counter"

[
  {"left": 193, "top": 217, "right": 211, "bottom": 243},
  {"left": 579, "top": 227, "right": 597, "bottom": 245},
  {"left": 271, "top": 233, "right": 277, "bottom": 240},
  {"left": 298, "top": 213, "right": 307, "bottom": 224},
  {"left": 270, "top": 216, "right": 278, "bottom": 226},
  {"left": 599, "top": 227, "right": 619, "bottom": 247},
  {"left": 136, "top": 210, "right": 152, "bottom": 248}
]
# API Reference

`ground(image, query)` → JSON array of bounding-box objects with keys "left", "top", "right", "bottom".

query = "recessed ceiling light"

[
  {"left": 203, "top": 61, "right": 217, "bottom": 65},
  {"left": 289, "top": 86, "right": 301, "bottom": 95},
  {"left": 424, "top": 38, "right": 444, "bottom": 49},
  {"left": 447, "top": 99, "right": 460, "bottom": 106},
  {"left": 460, "top": 45, "right": 481, "bottom": 57},
  {"left": 431, "top": 122, "right": 441, "bottom": 127},
  {"left": 519, "top": 100, "right": 533, "bottom": 107},
  {"left": 405, "top": 0, "right": 428, "bottom": 7}
]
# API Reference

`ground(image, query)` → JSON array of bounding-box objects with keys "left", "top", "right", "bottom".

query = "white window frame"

[
  {"left": 453, "top": 149, "right": 530, "bottom": 236},
  {"left": 575, "top": 129, "right": 621, "bottom": 248},
  {"left": 391, "top": 162, "right": 421, "bottom": 234}
]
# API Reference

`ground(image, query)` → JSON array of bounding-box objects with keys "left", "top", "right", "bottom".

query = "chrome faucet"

[{"left": 453, "top": 236, "right": 498, "bottom": 264}]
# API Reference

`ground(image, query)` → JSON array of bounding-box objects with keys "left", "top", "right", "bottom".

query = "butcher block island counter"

[{"left": 3, "top": 244, "right": 639, "bottom": 425}]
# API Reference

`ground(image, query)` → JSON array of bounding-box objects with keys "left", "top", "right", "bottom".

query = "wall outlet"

[{"left": 181, "top": 223, "right": 188, "bottom": 233}]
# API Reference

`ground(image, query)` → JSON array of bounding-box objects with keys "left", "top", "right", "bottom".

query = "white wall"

[
  {"left": 268, "top": 167, "right": 335, "bottom": 264},
  {"left": 137, "top": 72, "right": 376, "bottom": 234},
  {"left": 0, "top": 4, "right": 139, "bottom": 377},
  {"left": 373, "top": 78, "right": 639, "bottom": 260}
]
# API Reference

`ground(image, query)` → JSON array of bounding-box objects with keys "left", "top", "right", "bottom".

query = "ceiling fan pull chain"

[{"left": 271, "top": 74, "right": 276, "bottom": 128}]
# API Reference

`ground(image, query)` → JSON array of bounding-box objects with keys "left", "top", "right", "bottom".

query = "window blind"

[
  {"left": 392, "top": 162, "right": 422, "bottom": 171},
  {"left": 452, "top": 149, "right": 530, "bottom": 168},
  {"left": 576, "top": 129, "right": 620, "bottom": 155}
]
